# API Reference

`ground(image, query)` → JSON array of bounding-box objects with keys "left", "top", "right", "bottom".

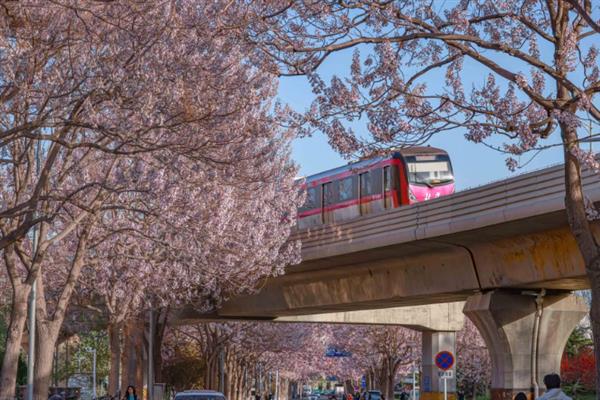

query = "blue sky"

[{"left": 277, "top": 48, "right": 573, "bottom": 191}]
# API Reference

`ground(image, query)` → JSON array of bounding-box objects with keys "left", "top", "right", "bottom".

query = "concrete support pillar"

[
  {"left": 421, "top": 331, "right": 456, "bottom": 400},
  {"left": 463, "top": 290, "right": 588, "bottom": 400}
]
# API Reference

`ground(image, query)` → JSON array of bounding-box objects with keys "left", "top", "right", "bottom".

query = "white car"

[{"left": 175, "top": 390, "right": 227, "bottom": 400}]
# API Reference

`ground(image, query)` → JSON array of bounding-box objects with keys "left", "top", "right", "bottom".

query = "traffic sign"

[
  {"left": 434, "top": 351, "right": 455, "bottom": 371},
  {"left": 325, "top": 347, "right": 352, "bottom": 357},
  {"left": 437, "top": 370, "right": 453, "bottom": 379}
]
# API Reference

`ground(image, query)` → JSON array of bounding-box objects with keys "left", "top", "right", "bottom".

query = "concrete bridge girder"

[
  {"left": 274, "top": 302, "right": 465, "bottom": 331},
  {"left": 219, "top": 225, "right": 591, "bottom": 318}
]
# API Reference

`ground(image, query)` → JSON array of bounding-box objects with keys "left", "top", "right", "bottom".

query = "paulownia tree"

[
  {"left": 456, "top": 320, "right": 491, "bottom": 400},
  {"left": 333, "top": 325, "right": 419, "bottom": 399},
  {"left": 249, "top": 0, "right": 600, "bottom": 389},
  {"left": 163, "top": 322, "right": 317, "bottom": 399},
  {"left": 0, "top": 1, "right": 301, "bottom": 399}
]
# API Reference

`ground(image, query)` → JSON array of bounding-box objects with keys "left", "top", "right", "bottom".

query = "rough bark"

[
  {"left": 561, "top": 123, "right": 600, "bottom": 394},
  {"left": 33, "top": 323, "right": 59, "bottom": 400},
  {"left": 108, "top": 322, "right": 121, "bottom": 397},
  {"left": 152, "top": 310, "right": 168, "bottom": 384},
  {"left": 134, "top": 323, "right": 143, "bottom": 393},
  {"left": 0, "top": 278, "right": 30, "bottom": 400},
  {"left": 550, "top": 3, "right": 600, "bottom": 392},
  {"left": 121, "top": 321, "right": 132, "bottom": 392},
  {"left": 33, "top": 226, "right": 90, "bottom": 400}
]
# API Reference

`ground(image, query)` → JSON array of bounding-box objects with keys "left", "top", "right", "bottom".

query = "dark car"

[{"left": 175, "top": 390, "right": 227, "bottom": 400}]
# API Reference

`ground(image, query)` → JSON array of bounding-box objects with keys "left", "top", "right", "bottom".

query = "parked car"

[
  {"left": 365, "top": 391, "right": 382, "bottom": 400},
  {"left": 175, "top": 390, "right": 226, "bottom": 400}
]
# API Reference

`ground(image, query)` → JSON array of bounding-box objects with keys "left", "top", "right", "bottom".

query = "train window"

[
  {"left": 384, "top": 166, "right": 392, "bottom": 209},
  {"left": 384, "top": 166, "right": 392, "bottom": 191},
  {"left": 339, "top": 177, "right": 354, "bottom": 201},
  {"left": 405, "top": 154, "right": 454, "bottom": 186},
  {"left": 371, "top": 168, "right": 383, "bottom": 194},
  {"left": 360, "top": 172, "right": 372, "bottom": 196},
  {"left": 302, "top": 187, "right": 319, "bottom": 210},
  {"left": 323, "top": 182, "right": 335, "bottom": 206}
]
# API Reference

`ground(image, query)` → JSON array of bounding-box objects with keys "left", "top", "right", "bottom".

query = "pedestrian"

[
  {"left": 514, "top": 393, "right": 527, "bottom": 400},
  {"left": 537, "top": 374, "right": 571, "bottom": 400},
  {"left": 123, "top": 386, "right": 138, "bottom": 400},
  {"left": 49, "top": 391, "right": 66, "bottom": 400}
]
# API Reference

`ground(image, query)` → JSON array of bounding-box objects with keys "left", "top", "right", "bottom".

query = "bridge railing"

[{"left": 293, "top": 164, "right": 600, "bottom": 261}]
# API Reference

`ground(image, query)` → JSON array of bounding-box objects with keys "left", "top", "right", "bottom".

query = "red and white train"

[{"left": 297, "top": 147, "right": 455, "bottom": 229}]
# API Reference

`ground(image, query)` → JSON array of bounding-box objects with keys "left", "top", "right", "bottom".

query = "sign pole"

[{"left": 443, "top": 378, "right": 447, "bottom": 400}]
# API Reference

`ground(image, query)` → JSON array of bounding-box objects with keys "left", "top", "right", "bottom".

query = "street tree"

[
  {"left": 456, "top": 320, "right": 491, "bottom": 400},
  {"left": 249, "top": 0, "right": 600, "bottom": 388},
  {"left": 0, "top": 1, "right": 301, "bottom": 398}
]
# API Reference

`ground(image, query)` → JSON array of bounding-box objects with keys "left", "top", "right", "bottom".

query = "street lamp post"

[
  {"left": 275, "top": 370, "right": 279, "bottom": 400},
  {"left": 26, "top": 139, "right": 42, "bottom": 400},
  {"left": 148, "top": 310, "right": 155, "bottom": 400},
  {"left": 85, "top": 348, "right": 97, "bottom": 400},
  {"left": 219, "top": 349, "right": 225, "bottom": 394},
  {"left": 411, "top": 362, "right": 416, "bottom": 400},
  {"left": 26, "top": 226, "right": 38, "bottom": 400},
  {"left": 92, "top": 349, "right": 97, "bottom": 400}
]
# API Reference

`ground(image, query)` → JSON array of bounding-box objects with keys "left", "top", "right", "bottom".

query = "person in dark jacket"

[{"left": 123, "top": 386, "right": 138, "bottom": 400}]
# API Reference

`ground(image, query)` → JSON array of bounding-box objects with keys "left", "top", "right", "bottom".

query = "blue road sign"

[
  {"left": 434, "top": 351, "right": 455, "bottom": 371},
  {"left": 325, "top": 347, "right": 352, "bottom": 357}
]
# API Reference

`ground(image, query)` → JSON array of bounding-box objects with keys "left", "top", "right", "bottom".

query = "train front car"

[
  {"left": 296, "top": 146, "right": 455, "bottom": 230},
  {"left": 399, "top": 147, "right": 455, "bottom": 203}
]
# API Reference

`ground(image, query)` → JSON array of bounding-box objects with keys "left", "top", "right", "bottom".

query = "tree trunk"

[
  {"left": 33, "top": 323, "right": 59, "bottom": 400},
  {"left": 121, "top": 321, "right": 131, "bottom": 392},
  {"left": 560, "top": 122, "right": 600, "bottom": 394},
  {"left": 108, "top": 322, "right": 121, "bottom": 397},
  {"left": 0, "top": 284, "right": 30, "bottom": 400},
  {"left": 134, "top": 321, "right": 144, "bottom": 392},
  {"left": 344, "top": 380, "right": 353, "bottom": 396},
  {"left": 151, "top": 309, "right": 168, "bottom": 384},
  {"left": 206, "top": 354, "right": 219, "bottom": 390},
  {"left": 33, "top": 224, "right": 91, "bottom": 400}
]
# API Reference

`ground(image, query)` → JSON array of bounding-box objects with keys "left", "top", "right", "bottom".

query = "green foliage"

[
  {"left": 570, "top": 393, "right": 597, "bottom": 400},
  {"left": 564, "top": 326, "right": 593, "bottom": 358},
  {"left": 162, "top": 357, "right": 205, "bottom": 391},
  {"left": 54, "top": 330, "right": 110, "bottom": 385}
]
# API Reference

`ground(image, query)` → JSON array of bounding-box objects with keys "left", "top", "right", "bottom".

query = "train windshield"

[{"left": 405, "top": 154, "right": 454, "bottom": 186}]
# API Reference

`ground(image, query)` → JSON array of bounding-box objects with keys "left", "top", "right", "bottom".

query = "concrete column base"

[
  {"left": 464, "top": 290, "right": 588, "bottom": 400},
  {"left": 420, "top": 393, "right": 456, "bottom": 400},
  {"left": 421, "top": 331, "right": 456, "bottom": 399}
]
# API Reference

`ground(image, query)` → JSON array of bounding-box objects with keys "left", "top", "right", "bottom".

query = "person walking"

[
  {"left": 123, "top": 386, "right": 138, "bottom": 400},
  {"left": 537, "top": 374, "right": 571, "bottom": 400},
  {"left": 514, "top": 392, "right": 527, "bottom": 400}
]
